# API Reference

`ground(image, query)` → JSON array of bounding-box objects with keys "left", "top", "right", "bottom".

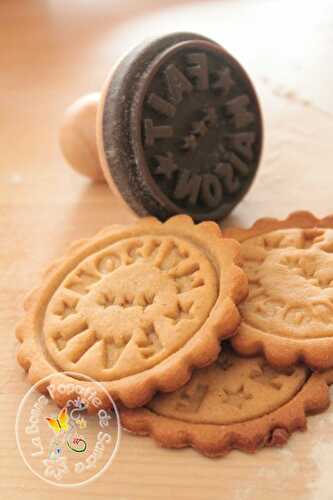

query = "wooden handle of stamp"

[{"left": 59, "top": 92, "right": 106, "bottom": 182}]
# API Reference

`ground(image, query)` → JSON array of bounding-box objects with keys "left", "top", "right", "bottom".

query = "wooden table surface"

[{"left": 2, "top": 0, "right": 333, "bottom": 498}]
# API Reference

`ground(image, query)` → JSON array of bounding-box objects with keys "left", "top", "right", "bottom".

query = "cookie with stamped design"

[
  {"left": 223, "top": 211, "right": 333, "bottom": 369},
  {"left": 16, "top": 215, "right": 247, "bottom": 408},
  {"left": 120, "top": 346, "right": 333, "bottom": 457}
]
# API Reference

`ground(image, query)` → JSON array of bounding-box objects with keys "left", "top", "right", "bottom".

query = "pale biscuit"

[
  {"left": 16, "top": 215, "right": 247, "bottom": 408},
  {"left": 224, "top": 211, "right": 333, "bottom": 369},
  {"left": 120, "top": 346, "right": 332, "bottom": 457}
]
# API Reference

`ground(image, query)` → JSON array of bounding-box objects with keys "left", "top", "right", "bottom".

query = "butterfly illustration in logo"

[
  {"left": 46, "top": 406, "right": 87, "bottom": 457},
  {"left": 46, "top": 407, "right": 69, "bottom": 433}
]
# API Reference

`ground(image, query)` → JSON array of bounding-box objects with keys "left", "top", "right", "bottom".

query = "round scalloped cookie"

[
  {"left": 16, "top": 215, "right": 247, "bottom": 408},
  {"left": 223, "top": 211, "right": 333, "bottom": 370},
  {"left": 120, "top": 346, "right": 333, "bottom": 457}
]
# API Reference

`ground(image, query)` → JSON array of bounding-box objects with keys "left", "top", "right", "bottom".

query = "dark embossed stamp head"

[{"left": 99, "top": 32, "right": 263, "bottom": 221}]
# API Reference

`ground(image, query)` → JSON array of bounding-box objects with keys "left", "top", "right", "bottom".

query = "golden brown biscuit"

[
  {"left": 120, "top": 346, "right": 333, "bottom": 457},
  {"left": 223, "top": 211, "right": 333, "bottom": 369},
  {"left": 16, "top": 215, "right": 247, "bottom": 407}
]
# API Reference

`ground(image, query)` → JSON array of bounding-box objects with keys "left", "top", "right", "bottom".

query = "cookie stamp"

[
  {"left": 120, "top": 346, "right": 332, "bottom": 457},
  {"left": 60, "top": 32, "right": 263, "bottom": 221},
  {"left": 223, "top": 211, "right": 333, "bottom": 369},
  {"left": 16, "top": 215, "right": 247, "bottom": 407}
]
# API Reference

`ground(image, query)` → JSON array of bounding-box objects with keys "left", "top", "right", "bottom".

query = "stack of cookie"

[{"left": 16, "top": 211, "right": 333, "bottom": 457}]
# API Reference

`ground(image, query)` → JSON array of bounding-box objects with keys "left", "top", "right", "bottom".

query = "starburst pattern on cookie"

[
  {"left": 223, "top": 211, "right": 333, "bottom": 369},
  {"left": 120, "top": 347, "right": 333, "bottom": 457},
  {"left": 16, "top": 215, "right": 247, "bottom": 407}
]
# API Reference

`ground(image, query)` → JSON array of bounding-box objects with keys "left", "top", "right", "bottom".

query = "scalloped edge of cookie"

[
  {"left": 16, "top": 215, "right": 248, "bottom": 408},
  {"left": 223, "top": 210, "right": 333, "bottom": 370},
  {"left": 232, "top": 325, "right": 333, "bottom": 371},
  {"left": 222, "top": 210, "right": 333, "bottom": 242},
  {"left": 120, "top": 370, "right": 331, "bottom": 457}
]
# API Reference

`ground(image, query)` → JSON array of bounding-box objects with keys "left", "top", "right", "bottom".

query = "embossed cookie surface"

[
  {"left": 241, "top": 228, "right": 333, "bottom": 338},
  {"left": 16, "top": 215, "right": 247, "bottom": 407},
  {"left": 100, "top": 32, "right": 262, "bottom": 222},
  {"left": 120, "top": 346, "right": 331, "bottom": 457},
  {"left": 45, "top": 235, "right": 217, "bottom": 380},
  {"left": 224, "top": 212, "right": 333, "bottom": 369},
  {"left": 148, "top": 350, "right": 307, "bottom": 424}
]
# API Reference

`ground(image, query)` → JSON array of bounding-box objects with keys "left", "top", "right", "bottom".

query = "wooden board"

[{"left": 1, "top": 0, "right": 333, "bottom": 498}]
